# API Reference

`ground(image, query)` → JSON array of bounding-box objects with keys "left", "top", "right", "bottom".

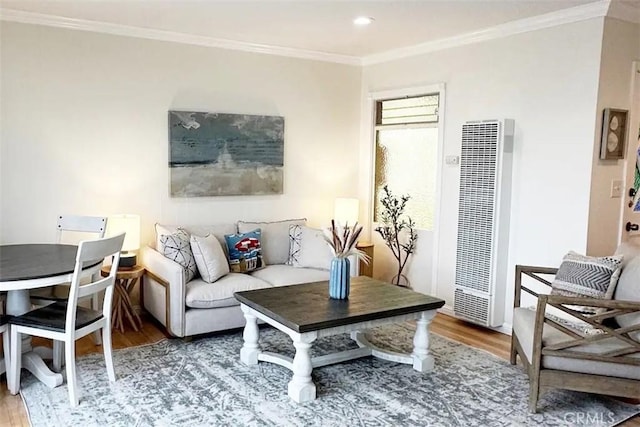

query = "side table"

[
  {"left": 101, "top": 265, "right": 145, "bottom": 333},
  {"left": 356, "top": 242, "right": 374, "bottom": 277}
]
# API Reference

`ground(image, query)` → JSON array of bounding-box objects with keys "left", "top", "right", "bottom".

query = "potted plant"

[
  {"left": 375, "top": 185, "right": 417, "bottom": 287},
  {"left": 324, "top": 221, "right": 369, "bottom": 299}
]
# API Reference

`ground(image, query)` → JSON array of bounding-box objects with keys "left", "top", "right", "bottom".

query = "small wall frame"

[{"left": 600, "top": 108, "right": 628, "bottom": 160}]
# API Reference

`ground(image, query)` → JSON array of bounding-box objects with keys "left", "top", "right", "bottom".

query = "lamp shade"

[
  {"left": 106, "top": 214, "right": 140, "bottom": 252},
  {"left": 334, "top": 198, "right": 359, "bottom": 226}
]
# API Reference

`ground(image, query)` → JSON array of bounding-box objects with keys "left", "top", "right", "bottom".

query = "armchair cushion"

[
  {"left": 614, "top": 254, "right": 640, "bottom": 340},
  {"left": 550, "top": 251, "right": 622, "bottom": 314},
  {"left": 513, "top": 307, "right": 640, "bottom": 380}
]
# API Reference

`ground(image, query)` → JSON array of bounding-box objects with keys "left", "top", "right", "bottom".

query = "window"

[{"left": 374, "top": 94, "right": 440, "bottom": 230}]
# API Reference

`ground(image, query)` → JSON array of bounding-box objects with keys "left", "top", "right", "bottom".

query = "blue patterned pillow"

[
  {"left": 160, "top": 229, "right": 197, "bottom": 282},
  {"left": 224, "top": 229, "right": 265, "bottom": 273}
]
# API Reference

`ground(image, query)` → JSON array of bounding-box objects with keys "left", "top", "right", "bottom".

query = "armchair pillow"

[
  {"left": 550, "top": 251, "right": 623, "bottom": 314},
  {"left": 225, "top": 230, "right": 265, "bottom": 273},
  {"left": 160, "top": 229, "right": 197, "bottom": 282},
  {"left": 190, "top": 234, "right": 229, "bottom": 283}
]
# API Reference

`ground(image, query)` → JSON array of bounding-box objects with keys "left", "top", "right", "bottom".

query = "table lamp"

[
  {"left": 334, "top": 198, "right": 360, "bottom": 228},
  {"left": 107, "top": 214, "right": 140, "bottom": 268}
]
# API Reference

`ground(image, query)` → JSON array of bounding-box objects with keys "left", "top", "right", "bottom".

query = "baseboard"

[{"left": 439, "top": 305, "right": 512, "bottom": 336}]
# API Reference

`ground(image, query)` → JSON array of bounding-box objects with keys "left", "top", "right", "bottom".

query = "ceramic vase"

[{"left": 329, "top": 257, "right": 350, "bottom": 299}]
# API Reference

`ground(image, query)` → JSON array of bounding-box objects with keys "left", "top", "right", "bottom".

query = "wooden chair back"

[{"left": 66, "top": 233, "right": 125, "bottom": 333}]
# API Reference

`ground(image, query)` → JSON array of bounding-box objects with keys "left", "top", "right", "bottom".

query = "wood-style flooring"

[{"left": 0, "top": 313, "right": 637, "bottom": 426}]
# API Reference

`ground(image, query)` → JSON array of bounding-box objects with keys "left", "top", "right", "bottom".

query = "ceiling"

[{"left": 0, "top": 0, "right": 632, "bottom": 60}]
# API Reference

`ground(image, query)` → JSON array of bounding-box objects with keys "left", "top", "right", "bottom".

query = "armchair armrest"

[
  {"left": 514, "top": 265, "right": 558, "bottom": 308},
  {"left": 140, "top": 245, "right": 186, "bottom": 337},
  {"left": 530, "top": 294, "right": 640, "bottom": 366}
]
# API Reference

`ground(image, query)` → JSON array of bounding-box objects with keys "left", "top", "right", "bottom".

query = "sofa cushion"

[
  {"left": 513, "top": 307, "right": 640, "bottom": 380},
  {"left": 613, "top": 253, "right": 640, "bottom": 340},
  {"left": 250, "top": 264, "right": 329, "bottom": 287},
  {"left": 238, "top": 219, "right": 306, "bottom": 265},
  {"left": 289, "top": 224, "right": 333, "bottom": 270},
  {"left": 190, "top": 234, "right": 229, "bottom": 283},
  {"left": 225, "top": 230, "right": 266, "bottom": 273},
  {"left": 185, "top": 273, "right": 271, "bottom": 309},
  {"left": 160, "top": 229, "right": 197, "bottom": 283},
  {"left": 550, "top": 251, "right": 623, "bottom": 314}
]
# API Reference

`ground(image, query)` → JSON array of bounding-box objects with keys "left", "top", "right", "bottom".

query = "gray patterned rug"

[{"left": 19, "top": 323, "right": 639, "bottom": 427}]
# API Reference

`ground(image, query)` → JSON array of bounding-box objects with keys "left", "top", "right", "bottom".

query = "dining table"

[{"left": 0, "top": 244, "right": 102, "bottom": 388}]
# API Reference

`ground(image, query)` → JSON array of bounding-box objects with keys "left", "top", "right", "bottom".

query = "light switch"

[{"left": 610, "top": 179, "right": 623, "bottom": 198}]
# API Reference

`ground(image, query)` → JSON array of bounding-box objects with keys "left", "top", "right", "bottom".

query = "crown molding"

[
  {"left": 362, "top": 0, "right": 611, "bottom": 66},
  {"left": 0, "top": 8, "right": 362, "bottom": 66}
]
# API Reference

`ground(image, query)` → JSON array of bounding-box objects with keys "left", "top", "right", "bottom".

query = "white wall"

[
  {"left": 360, "top": 19, "right": 605, "bottom": 326},
  {"left": 587, "top": 17, "right": 640, "bottom": 256},
  {"left": 0, "top": 23, "right": 362, "bottom": 246}
]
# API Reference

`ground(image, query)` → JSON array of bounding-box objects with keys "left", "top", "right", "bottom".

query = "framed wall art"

[
  {"left": 599, "top": 108, "right": 628, "bottom": 160},
  {"left": 169, "top": 111, "right": 284, "bottom": 197}
]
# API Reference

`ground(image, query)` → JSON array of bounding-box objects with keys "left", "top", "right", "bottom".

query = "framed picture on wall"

[{"left": 599, "top": 108, "right": 628, "bottom": 160}]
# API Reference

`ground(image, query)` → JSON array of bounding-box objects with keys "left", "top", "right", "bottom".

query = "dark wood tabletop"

[
  {"left": 0, "top": 244, "right": 98, "bottom": 282},
  {"left": 235, "top": 276, "right": 445, "bottom": 333}
]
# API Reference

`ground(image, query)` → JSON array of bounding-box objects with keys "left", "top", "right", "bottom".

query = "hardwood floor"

[{"left": 0, "top": 313, "right": 637, "bottom": 426}]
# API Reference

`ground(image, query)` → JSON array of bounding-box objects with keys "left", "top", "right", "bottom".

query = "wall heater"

[{"left": 453, "top": 119, "right": 515, "bottom": 327}]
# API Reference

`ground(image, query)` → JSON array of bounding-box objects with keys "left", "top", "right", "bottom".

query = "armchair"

[{"left": 511, "top": 246, "right": 640, "bottom": 413}]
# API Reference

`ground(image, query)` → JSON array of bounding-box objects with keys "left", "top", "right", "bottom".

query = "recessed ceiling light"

[{"left": 353, "top": 16, "right": 375, "bottom": 26}]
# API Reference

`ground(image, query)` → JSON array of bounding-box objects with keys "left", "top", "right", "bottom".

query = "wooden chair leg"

[
  {"left": 102, "top": 327, "right": 116, "bottom": 382},
  {"left": 509, "top": 334, "right": 518, "bottom": 365},
  {"left": 8, "top": 327, "right": 21, "bottom": 395},
  {"left": 91, "top": 294, "right": 102, "bottom": 346},
  {"left": 65, "top": 340, "right": 79, "bottom": 407}
]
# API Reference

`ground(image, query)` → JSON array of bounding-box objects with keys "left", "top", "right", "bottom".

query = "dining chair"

[
  {"left": 9, "top": 233, "right": 125, "bottom": 407},
  {"left": 31, "top": 215, "right": 108, "bottom": 303}
]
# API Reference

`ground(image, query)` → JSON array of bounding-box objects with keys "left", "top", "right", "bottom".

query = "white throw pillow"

[
  {"left": 160, "top": 229, "right": 197, "bottom": 283},
  {"left": 289, "top": 224, "right": 333, "bottom": 270},
  {"left": 190, "top": 234, "right": 230, "bottom": 283},
  {"left": 238, "top": 218, "right": 306, "bottom": 265}
]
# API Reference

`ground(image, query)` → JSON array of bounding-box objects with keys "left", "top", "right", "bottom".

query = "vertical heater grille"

[{"left": 455, "top": 122, "right": 499, "bottom": 294}]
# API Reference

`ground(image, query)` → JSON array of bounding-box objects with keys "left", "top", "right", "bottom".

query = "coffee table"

[{"left": 234, "top": 276, "right": 445, "bottom": 403}]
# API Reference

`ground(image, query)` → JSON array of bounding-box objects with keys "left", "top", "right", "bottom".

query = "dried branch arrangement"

[
  {"left": 324, "top": 220, "right": 370, "bottom": 263},
  {"left": 375, "top": 185, "right": 417, "bottom": 286}
]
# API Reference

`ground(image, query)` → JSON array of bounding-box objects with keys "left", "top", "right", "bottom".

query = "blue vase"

[{"left": 329, "top": 257, "right": 350, "bottom": 299}]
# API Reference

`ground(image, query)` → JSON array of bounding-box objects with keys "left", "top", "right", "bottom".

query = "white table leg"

[
  {"left": 240, "top": 305, "right": 260, "bottom": 365},
  {"left": 412, "top": 311, "right": 436, "bottom": 372},
  {"left": 287, "top": 332, "right": 317, "bottom": 403},
  {"left": 5, "top": 289, "right": 64, "bottom": 388}
]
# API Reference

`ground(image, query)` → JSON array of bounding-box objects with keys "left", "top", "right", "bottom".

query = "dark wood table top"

[
  {"left": 235, "top": 276, "right": 445, "bottom": 333},
  {"left": 0, "top": 243, "right": 98, "bottom": 282}
]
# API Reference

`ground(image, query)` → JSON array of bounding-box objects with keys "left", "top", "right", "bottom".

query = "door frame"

[
  {"left": 364, "top": 83, "right": 446, "bottom": 296},
  {"left": 620, "top": 61, "right": 640, "bottom": 243}
]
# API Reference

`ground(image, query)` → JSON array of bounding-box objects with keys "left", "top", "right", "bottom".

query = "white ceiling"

[{"left": 1, "top": 0, "right": 612, "bottom": 60}]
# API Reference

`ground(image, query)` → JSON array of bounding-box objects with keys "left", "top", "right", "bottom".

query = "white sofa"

[{"left": 141, "top": 221, "right": 358, "bottom": 338}]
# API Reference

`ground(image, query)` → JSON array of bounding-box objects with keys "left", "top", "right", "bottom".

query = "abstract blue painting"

[{"left": 169, "top": 111, "right": 284, "bottom": 197}]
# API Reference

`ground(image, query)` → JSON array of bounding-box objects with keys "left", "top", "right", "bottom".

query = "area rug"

[{"left": 19, "top": 323, "right": 639, "bottom": 427}]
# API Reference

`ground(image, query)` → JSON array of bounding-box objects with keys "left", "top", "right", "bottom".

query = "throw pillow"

[
  {"left": 238, "top": 218, "right": 306, "bottom": 265},
  {"left": 288, "top": 224, "right": 334, "bottom": 270},
  {"left": 190, "top": 234, "right": 229, "bottom": 283},
  {"left": 160, "top": 229, "right": 197, "bottom": 283},
  {"left": 550, "top": 251, "right": 623, "bottom": 314},
  {"left": 224, "top": 229, "right": 266, "bottom": 273}
]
